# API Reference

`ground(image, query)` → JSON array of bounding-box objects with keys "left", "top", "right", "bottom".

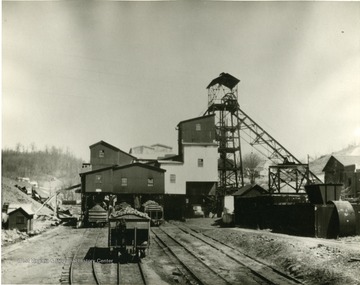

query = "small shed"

[
  {"left": 7, "top": 207, "right": 34, "bottom": 232},
  {"left": 233, "top": 184, "right": 267, "bottom": 198},
  {"left": 233, "top": 184, "right": 267, "bottom": 228}
]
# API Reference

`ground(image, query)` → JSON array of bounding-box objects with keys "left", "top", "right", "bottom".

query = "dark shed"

[
  {"left": 7, "top": 207, "right": 34, "bottom": 232},
  {"left": 233, "top": 184, "right": 267, "bottom": 198}
]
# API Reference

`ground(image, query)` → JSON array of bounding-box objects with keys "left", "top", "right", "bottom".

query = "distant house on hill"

[{"left": 322, "top": 155, "right": 360, "bottom": 198}]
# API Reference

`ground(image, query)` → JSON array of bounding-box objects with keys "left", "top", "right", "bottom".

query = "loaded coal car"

[
  {"left": 108, "top": 206, "right": 150, "bottom": 261},
  {"left": 87, "top": 204, "right": 108, "bottom": 227},
  {"left": 143, "top": 200, "right": 164, "bottom": 226}
]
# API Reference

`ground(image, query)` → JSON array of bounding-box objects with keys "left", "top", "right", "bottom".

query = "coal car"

[{"left": 108, "top": 208, "right": 150, "bottom": 260}]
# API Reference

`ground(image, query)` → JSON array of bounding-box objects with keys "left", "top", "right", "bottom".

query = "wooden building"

[
  {"left": 81, "top": 114, "right": 219, "bottom": 220},
  {"left": 90, "top": 141, "right": 135, "bottom": 171},
  {"left": 82, "top": 163, "right": 165, "bottom": 195},
  {"left": 7, "top": 207, "right": 34, "bottom": 232},
  {"left": 322, "top": 155, "right": 360, "bottom": 198}
]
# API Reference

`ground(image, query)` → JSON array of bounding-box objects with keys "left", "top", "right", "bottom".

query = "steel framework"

[
  {"left": 204, "top": 73, "right": 322, "bottom": 195},
  {"left": 205, "top": 73, "right": 244, "bottom": 195}
]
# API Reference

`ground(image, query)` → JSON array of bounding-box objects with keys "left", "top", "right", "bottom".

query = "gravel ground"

[
  {"left": 1, "top": 218, "right": 359, "bottom": 285},
  {"left": 184, "top": 218, "right": 360, "bottom": 285}
]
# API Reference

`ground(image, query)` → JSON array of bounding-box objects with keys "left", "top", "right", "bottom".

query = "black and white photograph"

[{"left": 2, "top": 1, "right": 360, "bottom": 284}]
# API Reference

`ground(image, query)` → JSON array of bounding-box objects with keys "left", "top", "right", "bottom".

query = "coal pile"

[{"left": 110, "top": 204, "right": 150, "bottom": 219}]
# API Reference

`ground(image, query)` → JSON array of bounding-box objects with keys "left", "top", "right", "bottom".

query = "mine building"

[
  {"left": 89, "top": 141, "right": 135, "bottom": 171},
  {"left": 130, "top": 144, "right": 175, "bottom": 160},
  {"left": 80, "top": 114, "right": 218, "bottom": 221},
  {"left": 158, "top": 115, "right": 218, "bottom": 218},
  {"left": 322, "top": 155, "right": 360, "bottom": 199}
]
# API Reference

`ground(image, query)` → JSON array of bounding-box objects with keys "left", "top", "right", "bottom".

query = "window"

[
  {"left": 198, "top": 158, "right": 204, "bottom": 167},
  {"left": 196, "top": 123, "right": 201, "bottom": 131},
  {"left": 148, "top": 178, "right": 154, "bottom": 187},
  {"left": 99, "top": 150, "right": 105, "bottom": 158},
  {"left": 121, "top": 178, "right": 128, "bottom": 186},
  {"left": 170, "top": 174, "right": 176, "bottom": 183},
  {"left": 16, "top": 216, "right": 25, "bottom": 224},
  {"left": 95, "top": 175, "right": 102, "bottom": 183}
]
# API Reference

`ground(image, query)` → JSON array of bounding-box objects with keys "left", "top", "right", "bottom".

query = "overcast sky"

[{"left": 2, "top": 1, "right": 360, "bottom": 161}]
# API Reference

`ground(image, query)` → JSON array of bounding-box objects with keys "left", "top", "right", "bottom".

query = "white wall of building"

[{"left": 160, "top": 143, "right": 218, "bottom": 195}]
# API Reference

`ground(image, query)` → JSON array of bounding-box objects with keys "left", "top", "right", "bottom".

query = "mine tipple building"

[
  {"left": 80, "top": 114, "right": 218, "bottom": 219},
  {"left": 89, "top": 141, "right": 135, "bottom": 170},
  {"left": 322, "top": 155, "right": 360, "bottom": 199}
]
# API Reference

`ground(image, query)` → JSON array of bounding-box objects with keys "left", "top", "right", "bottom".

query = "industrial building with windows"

[{"left": 80, "top": 114, "right": 218, "bottom": 222}]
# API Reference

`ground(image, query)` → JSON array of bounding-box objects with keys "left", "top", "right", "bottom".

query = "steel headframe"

[
  {"left": 204, "top": 72, "right": 322, "bottom": 196},
  {"left": 205, "top": 73, "right": 244, "bottom": 196}
]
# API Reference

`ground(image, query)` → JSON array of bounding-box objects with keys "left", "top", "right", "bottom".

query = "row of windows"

[
  {"left": 94, "top": 175, "right": 177, "bottom": 184},
  {"left": 93, "top": 158, "right": 203, "bottom": 185}
]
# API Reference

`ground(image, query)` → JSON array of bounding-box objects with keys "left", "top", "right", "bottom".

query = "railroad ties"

[
  {"left": 118, "top": 262, "right": 147, "bottom": 285},
  {"left": 153, "top": 223, "right": 304, "bottom": 285},
  {"left": 68, "top": 227, "right": 146, "bottom": 285},
  {"left": 152, "top": 227, "right": 232, "bottom": 285},
  {"left": 69, "top": 228, "right": 102, "bottom": 285},
  {"left": 67, "top": 224, "right": 303, "bottom": 285}
]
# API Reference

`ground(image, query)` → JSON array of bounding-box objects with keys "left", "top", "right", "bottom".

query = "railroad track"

[
  {"left": 118, "top": 262, "right": 147, "bottom": 285},
  {"left": 151, "top": 233, "right": 200, "bottom": 285},
  {"left": 174, "top": 223, "right": 305, "bottom": 285},
  {"left": 69, "top": 228, "right": 102, "bottom": 285},
  {"left": 152, "top": 227, "right": 234, "bottom": 285},
  {"left": 154, "top": 224, "right": 304, "bottom": 285},
  {"left": 63, "top": 227, "right": 147, "bottom": 285}
]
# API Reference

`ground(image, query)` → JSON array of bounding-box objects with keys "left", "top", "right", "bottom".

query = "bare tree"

[{"left": 242, "top": 152, "right": 262, "bottom": 184}]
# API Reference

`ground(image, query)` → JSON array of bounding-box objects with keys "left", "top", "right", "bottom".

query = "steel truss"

[{"left": 205, "top": 73, "right": 321, "bottom": 195}]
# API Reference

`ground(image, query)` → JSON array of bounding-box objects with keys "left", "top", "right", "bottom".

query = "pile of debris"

[
  {"left": 2, "top": 229, "right": 28, "bottom": 244},
  {"left": 36, "top": 214, "right": 62, "bottom": 226}
]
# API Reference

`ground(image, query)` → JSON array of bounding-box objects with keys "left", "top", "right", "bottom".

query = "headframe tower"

[
  {"left": 205, "top": 73, "right": 245, "bottom": 195},
  {"left": 204, "top": 73, "right": 322, "bottom": 196}
]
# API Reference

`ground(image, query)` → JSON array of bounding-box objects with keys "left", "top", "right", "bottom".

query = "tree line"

[{"left": 2, "top": 143, "right": 84, "bottom": 186}]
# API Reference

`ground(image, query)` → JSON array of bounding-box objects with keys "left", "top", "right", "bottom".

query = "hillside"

[
  {"left": 2, "top": 146, "right": 83, "bottom": 188},
  {"left": 1, "top": 177, "right": 52, "bottom": 216}
]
